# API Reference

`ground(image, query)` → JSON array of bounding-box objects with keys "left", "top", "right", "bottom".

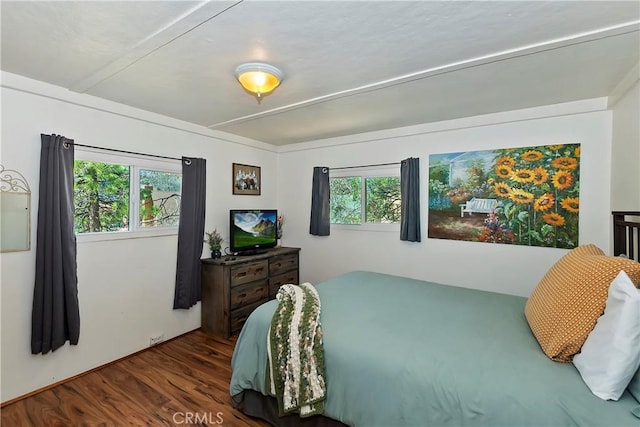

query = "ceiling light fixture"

[{"left": 235, "top": 62, "right": 283, "bottom": 103}]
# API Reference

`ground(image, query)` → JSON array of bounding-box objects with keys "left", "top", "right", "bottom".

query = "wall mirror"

[{"left": 1, "top": 165, "right": 31, "bottom": 252}]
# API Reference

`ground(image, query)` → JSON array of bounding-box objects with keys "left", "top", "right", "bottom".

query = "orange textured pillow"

[{"left": 525, "top": 244, "right": 640, "bottom": 362}]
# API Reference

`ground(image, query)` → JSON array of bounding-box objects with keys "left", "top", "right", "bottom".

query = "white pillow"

[{"left": 573, "top": 270, "right": 640, "bottom": 400}]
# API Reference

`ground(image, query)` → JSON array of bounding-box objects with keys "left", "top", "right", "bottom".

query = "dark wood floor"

[{"left": 1, "top": 329, "right": 269, "bottom": 426}]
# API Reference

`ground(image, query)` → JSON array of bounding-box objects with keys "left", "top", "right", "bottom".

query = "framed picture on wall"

[
  {"left": 232, "top": 163, "right": 261, "bottom": 195},
  {"left": 427, "top": 143, "right": 581, "bottom": 248}
]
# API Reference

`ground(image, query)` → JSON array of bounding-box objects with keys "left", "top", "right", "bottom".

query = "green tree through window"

[
  {"left": 139, "top": 169, "right": 181, "bottom": 228},
  {"left": 330, "top": 177, "right": 361, "bottom": 224},
  {"left": 330, "top": 173, "right": 401, "bottom": 225},
  {"left": 365, "top": 176, "right": 401, "bottom": 223},
  {"left": 74, "top": 161, "right": 129, "bottom": 233}
]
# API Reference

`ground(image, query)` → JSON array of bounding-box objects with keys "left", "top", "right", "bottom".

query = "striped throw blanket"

[{"left": 266, "top": 282, "right": 326, "bottom": 417}]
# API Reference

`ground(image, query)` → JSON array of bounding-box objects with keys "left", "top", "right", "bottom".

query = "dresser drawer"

[
  {"left": 230, "top": 299, "right": 266, "bottom": 335},
  {"left": 269, "top": 271, "right": 299, "bottom": 298},
  {"left": 269, "top": 254, "right": 298, "bottom": 276},
  {"left": 230, "top": 279, "right": 268, "bottom": 310},
  {"left": 231, "top": 261, "right": 268, "bottom": 286}
]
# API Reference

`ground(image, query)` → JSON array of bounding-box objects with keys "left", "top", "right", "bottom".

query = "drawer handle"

[
  {"left": 255, "top": 267, "right": 265, "bottom": 273},
  {"left": 237, "top": 272, "right": 247, "bottom": 278}
]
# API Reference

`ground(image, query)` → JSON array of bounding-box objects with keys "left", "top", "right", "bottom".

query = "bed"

[{"left": 230, "top": 212, "right": 640, "bottom": 426}]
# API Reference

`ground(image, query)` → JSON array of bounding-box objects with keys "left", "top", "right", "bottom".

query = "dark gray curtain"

[
  {"left": 32, "top": 134, "right": 80, "bottom": 354},
  {"left": 400, "top": 157, "right": 421, "bottom": 242},
  {"left": 309, "top": 166, "right": 330, "bottom": 236},
  {"left": 174, "top": 157, "right": 206, "bottom": 309}
]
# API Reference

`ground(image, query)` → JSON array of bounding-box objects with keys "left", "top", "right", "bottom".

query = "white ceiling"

[{"left": 1, "top": 1, "right": 639, "bottom": 146}]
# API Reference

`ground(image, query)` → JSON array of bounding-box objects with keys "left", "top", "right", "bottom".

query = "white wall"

[
  {"left": 0, "top": 72, "right": 278, "bottom": 403},
  {"left": 277, "top": 99, "right": 614, "bottom": 298},
  {"left": 610, "top": 81, "right": 640, "bottom": 211}
]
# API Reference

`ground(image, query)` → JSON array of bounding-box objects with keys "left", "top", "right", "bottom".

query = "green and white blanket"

[{"left": 266, "top": 282, "right": 326, "bottom": 417}]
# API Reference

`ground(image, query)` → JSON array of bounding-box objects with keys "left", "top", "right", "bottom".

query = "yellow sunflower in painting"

[
  {"left": 495, "top": 156, "right": 516, "bottom": 168},
  {"left": 547, "top": 144, "right": 564, "bottom": 151},
  {"left": 534, "top": 193, "right": 555, "bottom": 212},
  {"left": 511, "top": 169, "right": 536, "bottom": 183},
  {"left": 551, "top": 156, "right": 579, "bottom": 170},
  {"left": 532, "top": 166, "right": 549, "bottom": 185},
  {"left": 552, "top": 170, "right": 573, "bottom": 190},
  {"left": 561, "top": 197, "right": 579, "bottom": 213},
  {"left": 520, "top": 150, "right": 544, "bottom": 162},
  {"left": 493, "top": 182, "right": 512, "bottom": 198},
  {"left": 495, "top": 165, "right": 513, "bottom": 179},
  {"left": 574, "top": 146, "right": 580, "bottom": 157},
  {"left": 509, "top": 188, "right": 534, "bottom": 204},
  {"left": 542, "top": 212, "right": 566, "bottom": 226}
]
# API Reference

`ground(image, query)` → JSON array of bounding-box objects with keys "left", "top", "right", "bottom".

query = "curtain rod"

[
  {"left": 68, "top": 142, "right": 182, "bottom": 162},
  {"left": 330, "top": 161, "right": 401, "bottom": 171}
]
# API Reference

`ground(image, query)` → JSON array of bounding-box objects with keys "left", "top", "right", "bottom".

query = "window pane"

[
  {"left": 365, "top": 176, "right": 401, "bottom": 223},
  {"left": 74, "top": 160, "right": 130, "bottom": 233},
  {"left": 330, "top": 176, "right": 361, "bottom": 224},
  {"left": 139, "top": 169, "right": 181, "bottom": 228}
]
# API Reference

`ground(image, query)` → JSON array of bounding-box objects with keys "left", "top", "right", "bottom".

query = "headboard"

[{"left": 612, "top": 211, "right": 640, "bottom": 262}]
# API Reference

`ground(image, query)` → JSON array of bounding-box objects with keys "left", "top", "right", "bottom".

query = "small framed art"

[{"left": 232, "top": 163, "right": 261, "bottom": 195}]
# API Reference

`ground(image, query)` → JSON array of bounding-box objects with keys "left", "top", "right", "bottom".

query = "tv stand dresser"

[{"left": 201, "top": 247, "right": 300, "bottom": 338}]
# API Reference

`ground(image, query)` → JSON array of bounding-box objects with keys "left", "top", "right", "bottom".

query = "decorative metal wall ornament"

[{"left": 0, "top": 164, "right": 30, "bottom": 193}]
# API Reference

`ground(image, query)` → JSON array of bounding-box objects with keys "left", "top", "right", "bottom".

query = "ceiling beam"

[{"left": 69, "top": 1, "right": 241, "bottom": 93}]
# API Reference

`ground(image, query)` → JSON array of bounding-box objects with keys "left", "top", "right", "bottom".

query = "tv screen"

[{"left": 230, "top": 209, "right": 278, "bottom": 254}]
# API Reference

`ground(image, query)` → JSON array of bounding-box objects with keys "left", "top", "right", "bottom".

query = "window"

[
  {"left": 74, "top": 160, "right": 130, "bottom": 233},
  {"left": 74, "top": 149, "right": 181, "bottom": 239},
  {"left": 330, "top": 166, "right": 401, "bottom": 229},
  {"left": 330, "top": 176, "right": 361, "bottom": 224},
  {"left": 138, "top": 169, "right": 181, "bottom": 228}
]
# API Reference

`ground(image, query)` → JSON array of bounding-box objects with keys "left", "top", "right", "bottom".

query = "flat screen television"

[{"left": 230, "top": 209, "right": 278, "bottom": 254}]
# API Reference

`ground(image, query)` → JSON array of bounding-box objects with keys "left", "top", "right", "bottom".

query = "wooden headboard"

[{"left": 612, "top": 211, "right": 640, "bottom": 262}]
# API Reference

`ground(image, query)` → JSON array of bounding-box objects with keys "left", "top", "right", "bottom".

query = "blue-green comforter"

[{"left": 230, "top": 271, "right": 639, "bottom": 426}]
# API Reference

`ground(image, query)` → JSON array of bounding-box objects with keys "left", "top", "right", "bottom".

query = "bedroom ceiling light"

[{"left": 235, "top": 63, "right": 283, "bottom": 103}]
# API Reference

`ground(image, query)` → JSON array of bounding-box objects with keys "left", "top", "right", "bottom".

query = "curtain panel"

[
  {"left": 174, "top": 157, "right": 206, "bottom": 309},
  {"left": 309, "top": 166, "right": 330, "bottom": 236},
  {"left": 32, "top": 133, "right": 80, "bottom": 354},
  {"left": 400, "top": 157, "right": 421, "bottom": 242}
]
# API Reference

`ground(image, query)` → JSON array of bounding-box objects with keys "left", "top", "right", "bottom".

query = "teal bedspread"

[{"left": 230, "top": 271, "right": 639, "bottom": 426}]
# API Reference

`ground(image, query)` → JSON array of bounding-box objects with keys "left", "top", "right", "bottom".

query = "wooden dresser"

[{"left": 201, "top": 247, "right": 300, "bottom": 338}]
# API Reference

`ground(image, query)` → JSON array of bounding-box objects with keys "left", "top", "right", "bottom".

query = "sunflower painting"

[{"left": 428, "top": 143, "right": 580, "bottom": 248}]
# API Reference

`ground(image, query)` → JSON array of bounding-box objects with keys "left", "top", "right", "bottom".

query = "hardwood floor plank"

[
  {"left": 150, "top": 345, "right": 235, "bottom": 393},
  {"left": 1, "top": 330, "right": 267, "bottom": 427},
  {"left": 71, "top": 374, "right": 145, "bottom": 421}
]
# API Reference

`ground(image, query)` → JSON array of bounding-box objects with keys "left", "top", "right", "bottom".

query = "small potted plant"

[{"left": 205, "top": 229, "right": 224, "bottom": 259}]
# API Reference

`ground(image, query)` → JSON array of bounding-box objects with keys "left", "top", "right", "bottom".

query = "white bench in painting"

[{"left": 460, "top": 198, "right": 498, "bottom": 217}]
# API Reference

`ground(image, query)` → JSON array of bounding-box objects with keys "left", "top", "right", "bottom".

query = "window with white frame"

[
  {"left": 329, "top": 166, "right": 401, "bottom": 229},
  {"left": 73, "top": 149, "right": 181, "bottom": 237}
]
